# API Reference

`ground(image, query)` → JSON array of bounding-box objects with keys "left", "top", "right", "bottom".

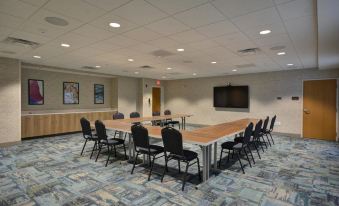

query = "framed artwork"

[
  {"left": 63, "top": 82, "right": 79, "bottom": 104},
  {"left": 28, "top": 79, "right": 44, "bottom": 105},
  {"left": 94, "top": 84, "right": 104, "bottom": 104}
]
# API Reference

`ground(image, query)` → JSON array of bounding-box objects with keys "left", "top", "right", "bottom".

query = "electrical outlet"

[{"left": 275, "top": 121, "right": 281, "bottom": 126}]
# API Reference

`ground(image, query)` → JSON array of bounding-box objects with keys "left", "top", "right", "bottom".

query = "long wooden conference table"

[{"left": 94, "top": 114, "right": 255, "bottom": 182}]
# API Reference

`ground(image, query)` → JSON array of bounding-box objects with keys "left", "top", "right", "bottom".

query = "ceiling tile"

[
  {"left": 44, "top": 0, "right": 107, "bottom": 22},
  {"left": 212, "top": 0, "right": 274, "bottom": 18},
  {"left": 102, "top": 35, "right": 140, "bottom": 47},
  {"left": 145, "top": 0, "right": 209, "bottom": 15},
  {"left": 187, "top": 40, "right": 219, "bottom": 50},
  {"left": 20, "top": 0, "right": 48, "bottom": 7},
  {"left": 195, "top": 20, "right": 239, "bottom": 38},
  {"left": 83, "top": 0, "right": 132, "bottom": 11},
  {"left": 0, "top": 12, "right": 25, "bottom": 29},
  {"left": 90, "top": 13, "right": 138, "bottom": 34},
  {"left": 72, "top": 24, "right": 114, "bottom": 41},
  {"left": 145, "top": 17, "right": 190, "bottom": 35},
  {"left": 213, "top": 32, "right": 255, "bottom": 52},
  {"left": 174, "top": 3, "right": 225, "bottom": 28},
  {"left": 87, "top": 41, "right": 122, "bottom": 52},
  {"left": 148, "top": 37, "right": 181, "bottom": 49},
  {"left": 0, "top": 0, "right": 39, "bottom": 19},
  {"left": 231, "top": 7, "right": 282, "bottom": 30},
  {"left": 113, "top": 0, "right": 168, "bottom": 25},
  {"left": 253, "top": 33, "right": 290, "bottom": 46},
  {"left": 0, "top": 26, "right": 14, "bottom": 40},
  {"left": 242, "top": 21, "right": 287, "bottom": 40},
  {"left": 277, "top": 0, "right": 313, "bottom": 21},
  {"left": 123, "top": 27, "right": 162, "bottom": 42},
  {"left": 169, "top": 29, "right": 206, "bottom": 43}
]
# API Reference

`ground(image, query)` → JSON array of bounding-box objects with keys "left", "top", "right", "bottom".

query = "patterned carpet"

[{"left": 0, "top": 126, "right": 338, "bottom": 206}]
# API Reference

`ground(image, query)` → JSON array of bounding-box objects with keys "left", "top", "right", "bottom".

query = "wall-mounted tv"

[{"left": 213, "top": 86, "right": 249, "bottom": 108}]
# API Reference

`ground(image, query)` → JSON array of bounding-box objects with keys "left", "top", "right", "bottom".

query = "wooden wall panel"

[{"left": 21, "top": 111, "right": 116, "bottom": 139}]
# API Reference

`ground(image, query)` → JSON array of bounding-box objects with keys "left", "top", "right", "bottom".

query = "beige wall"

[
  {"left": 21, "top": 68, "right": 114, "bottom": 111},
  {"left": 117, "top": 76, "right": 140, "bottom": 116},
  {"left": 164, "top": 68, "right": 339, "bottom": 135},
  {"left": 0, "top": 57, "right": 21, "bottom": 144}
]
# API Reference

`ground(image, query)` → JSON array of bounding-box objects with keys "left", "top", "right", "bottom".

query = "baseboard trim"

[
  {"left": 0, "top": 140, "right": 21, "bottom": 148},
  {"left": 272, "top": 132, "right": 301, "bottom": 138},
  {"left": 22, "top": 131, "right": 82, "bottom": 140}
]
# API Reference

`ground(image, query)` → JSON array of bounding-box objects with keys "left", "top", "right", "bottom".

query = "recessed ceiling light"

[
  {"left": 128, "top": 58, "right": 134, "bottom": 62},
  {"left": 162, "top": 76, "right": 167, "bottom": 79},
  {"left": 232, "top": 69, "right": 237, "bottom": 72},
  {"left": 287, "top": 63, "right": 294, "bottom": 66},
  {"left": 134, "top": 71, "right": 139, "bottom": 74},
  {"left": 177, "top": 48, "right": 184, "bottom": 52},
  {"left": 277, "top": 52, "right": 286, "bottom": 55},
  {"left": 61, "top": 43, "right": 70, "bottom": 47},
  {"left": 95, "top": 65, "right": 101, "bottom": 68},
  {"left": 109, "top": 22, "right": 120, "bottom": 28},
  {"left": 259, "top": 30, "right": 271, "bottom": 35},
  {"left": 167, "top": 67, "right": 172, "bottom": 70},
  {"left": 33, "top": 55, "right": 41, "bottom": 59},
  {"left": 193, "top": 73, "right": 197, "bottom": 76},
  {"left": 211, "top": 61, "right": 217, "bottom": 64}
]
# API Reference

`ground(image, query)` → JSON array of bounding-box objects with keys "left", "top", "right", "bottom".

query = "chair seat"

[
  {"left": 101, "top": 138, "right": 124, "bottom": 145},
  {"left": 138, "top": 145, "right": 164, "bottom": 155},
  {"left": 221, "top": 141, "right": 237, "bottom": 149},
  {"left": 169, "top": 149, "right": 198, "bottom": 161}
]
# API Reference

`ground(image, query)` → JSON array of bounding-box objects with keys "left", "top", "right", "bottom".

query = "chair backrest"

[
  {"left": 95, "top": 120, "right": 107, "bottom": 140},
  {"left": 152, "top": 111, "right": 160, "bottom": 116},
  {"left": 164, "top": 110, "right": 171, "bottom": 115},
  {"left": 131, "top": 124, "right": 149, "bottom": 150},
  {"left": 130, "top": 112, "right": 140, "bottom": 118},
  {"left": 269, "top": 115, "right": 276, "bottom": 131},
  {"left": 113, "top": 112, "right": 124, "bottom": 120},
  {"left": 80, "top": 117, "right": 92, "bottom": 138},
  {"left": 243, "top": 122, "right": 254, "bottom": 144},
  {"left": 253, "top": 120, "right": 263, "bottom": 139},
  {"left": 161, "top": 127, "right": 184, "bottom": 156},
  {"left": 262, "top": 116, "right": 269, "bottom": 131}
]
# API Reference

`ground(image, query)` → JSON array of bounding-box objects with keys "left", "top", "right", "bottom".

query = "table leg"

[
  {"left": 181, "top": 117, "right": 184, "bottom": 130},
  {"left": 128, "top": 133, "right": 132, "bottom": 160},
  {"left": 184, "top": 117, "right": 186, "bottom": 130},
  {"left": 214, "top": 142, "right": 218, "bottom": 169},
  {"left": 208, "top": 144, "right": 212, "bottom": 169},
  {"left": 201, "top": 145, "right": 211, "bottom": 182}
]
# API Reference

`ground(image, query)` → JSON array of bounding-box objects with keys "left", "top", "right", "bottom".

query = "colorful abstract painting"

[
  {"left": 28, "top": 79, "right": 44, "bottom": 105},
  {"left": 63, "top": 82, "right": 79, "bottom": 104},
  {"left": 94, "top": 84, "right": 104, "bottom": 104}
]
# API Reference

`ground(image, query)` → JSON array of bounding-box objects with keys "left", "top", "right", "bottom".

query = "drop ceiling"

[{"left": 0, "top": 0, "right": 323, "bottom": 79}]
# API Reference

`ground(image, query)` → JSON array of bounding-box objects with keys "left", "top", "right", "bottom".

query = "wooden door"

[
  {"left": 303, "top": 79, "right": 337, "bottom": 140},
  {"left": 152, "top": 87, "right": 161, "bottom": 114}
]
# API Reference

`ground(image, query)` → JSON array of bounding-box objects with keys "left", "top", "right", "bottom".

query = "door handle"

[{"left": 303, "top": 109, "right": 310, "bottom": 114}]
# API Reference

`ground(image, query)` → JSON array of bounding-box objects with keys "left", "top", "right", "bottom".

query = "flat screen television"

[{"left": 213, "top": 86, "right": 249, "bottom": 108}]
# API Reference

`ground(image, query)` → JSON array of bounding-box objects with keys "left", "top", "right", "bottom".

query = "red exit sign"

[{"left": 156, "top": 80, "right": 161, "bottom": 86}]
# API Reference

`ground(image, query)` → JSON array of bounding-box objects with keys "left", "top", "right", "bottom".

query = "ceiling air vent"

[
  {"left": 238, "top": 48, "right": 260, "bottom": 55},
  {"left": 2, "top": 37, "right": 40, "bottom": 49},
  {"left": 270, "top": 45, "right": 286, "bottom": 51},
  {"left": 183, "top": 60, "right": 193, "bottom": 64},
  {"left": 82, "top": 66, "right": 98, "bottom": 70},
  {"left": 151, "top": 50, "right": 174, "bottom": 57},
  {"left": 235, "top": 63, "right": 256, "bottom": 68},
  {"left": 139, "top": 65, "right": 153, "bottom": 70}
]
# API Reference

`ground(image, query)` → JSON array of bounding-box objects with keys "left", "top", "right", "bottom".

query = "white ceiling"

[{"left": 0, "top": 0, "right": 319, "bottom": 79}]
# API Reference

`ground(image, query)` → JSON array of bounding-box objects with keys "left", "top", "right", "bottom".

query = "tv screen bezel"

[{"left": 213, "top": 85, "right": 249, "bottom": 108}]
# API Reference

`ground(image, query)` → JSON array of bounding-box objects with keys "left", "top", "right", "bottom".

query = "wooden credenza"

[{"left": 21, "top": 110, "right": 116, "bottom": 139}]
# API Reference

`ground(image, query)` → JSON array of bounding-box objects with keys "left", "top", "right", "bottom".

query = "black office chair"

[
  {"left": 219, "top": 122, "right": 254, "bottom": 174},
  {"left": 163, "top": 109, "right": 180, "bottom": 129},
  {"left": 130, "top": 112, "right": 140, "bottom": 118},
  {"left": 95, "top": 120, "right": 127, "bottom": 167},
  {"left": 113, "top": 112, "right": 127, "bottom": 139},
  {"left": 130, "top": 124, "right": 165, "bottom": 180},
  {"left": 161, "top": 127, "right": 201, "bottom": 191},
  {"left": 234, "top": 120, "right": 262, "bottom": 160},
  {"left": 80, "top": 117, "right": 98, "bottom": 159},
  {"left": 152, "top": 111, "right": 161, "bottom": 126},
  {"left": 263, "top": 115, "right": 276, "bottom": 144},
  {"left": 261, "top": 116, "right": 271, "bottom": 146}
]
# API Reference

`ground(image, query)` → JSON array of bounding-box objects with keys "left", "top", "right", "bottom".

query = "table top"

[
  {"left": 99, "top": 118, "right": 256, "bottom": 146},
  {"left": 113, "top": 113, "right": 192, "bottom": 123}
]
